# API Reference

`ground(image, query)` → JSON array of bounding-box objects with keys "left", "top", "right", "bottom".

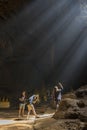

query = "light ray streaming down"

[{"left": 0, "top": 0, "right": 87, "bottom": 92}]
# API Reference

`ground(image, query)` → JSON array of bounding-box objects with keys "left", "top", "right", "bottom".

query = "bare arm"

[{"left": 59, "top": 82, "right": 63, "bottom": 89}]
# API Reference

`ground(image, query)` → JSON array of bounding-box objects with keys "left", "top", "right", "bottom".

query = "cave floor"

[{"left": 0, "top": 109, "right": 54, "bottom": 126}]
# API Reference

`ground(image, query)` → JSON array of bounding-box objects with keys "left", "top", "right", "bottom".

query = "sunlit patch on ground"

[
  {"left": 0, "top": 113, "right": 54, "bottom": 126},
  {"left": 0, "top": 120, "right": 15, "bottom": 125}
]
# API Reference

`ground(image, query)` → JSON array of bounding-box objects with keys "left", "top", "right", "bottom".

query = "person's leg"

[
  {"left": 56, "top": 103, "right": 59, "bottom": 111},
  {"left": 27, "top": 111, "right": 30, "bottom": 119},
  {"left": 22, "top": 108, "right": 24, "bottom": 117},
  {"left": 31, "top": 104, "right": 38, "bottom": 117},
  {"left": 27, "top": 104, "right": 31, "bottom": 119},
  {"left": 21, "top": 104, "right": 25, "bottom": 117},
  {"left": 19, "top": 104, "right": 22, "bottom": 117},
  {"left": 56, "top": 100, "right": 60, "bottom": 112}
]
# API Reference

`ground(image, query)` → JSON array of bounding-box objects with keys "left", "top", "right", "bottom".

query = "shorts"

[
  {"left": 19, "top": 103, "right": 25, "bottom": 109},
  {"left": 27, "top": 104, "right": 34, "bottom": 111}
]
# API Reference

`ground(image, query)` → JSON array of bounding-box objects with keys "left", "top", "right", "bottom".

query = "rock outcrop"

[{"left": 53, "top": 86, "right": 87, "bottom": 130}]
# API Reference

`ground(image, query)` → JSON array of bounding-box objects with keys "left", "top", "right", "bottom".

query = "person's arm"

[
  {"left": 59, "top": 82, "right": 63, "bottom": 89},
  {"left": 19, "top": 97, "right": 23, "bottom": 101},
  {"left": 19, "top": 96, "right": 25, "bottom": 102}
]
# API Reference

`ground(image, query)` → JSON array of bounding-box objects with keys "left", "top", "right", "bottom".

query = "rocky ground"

[
  {"left": 53, "top": 85, "right": 87, "bottom": 130},
  {"left": 0, "top": 86, "right": 87, "bottom": 130}
]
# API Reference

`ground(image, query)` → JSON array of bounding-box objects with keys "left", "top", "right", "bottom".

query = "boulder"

[
  {"left": 63, "top": 93, "right": 76, "bottom": 99},
  {"left": 53, "top": 98, "right": 80, "bottom": 119},
  {"left": 75, "top": 86, "right": 87, "bottom": 98},
  {"left": 58, "top": 98, "right": 79, "bottom": 111},
  {"left": 53, "top": 91, "right": 87, "bottom": 121}
]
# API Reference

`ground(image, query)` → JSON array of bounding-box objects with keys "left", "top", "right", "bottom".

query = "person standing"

[
  {"left": 52, "top": 82, "right": 63, "bottom": 112},
  {"left": 18, "top": 91, "right": 26, "bottom": 118}
]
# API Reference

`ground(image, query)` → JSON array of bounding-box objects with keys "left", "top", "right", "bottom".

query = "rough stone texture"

[
  {"left": 34, "top": 119, "right": 87, "bottom": 130},
  {"left": 59, "top": 98, "right": 80, "bottom": 110},
  {"left": 62, "top": 92, "right": 77, "bottom": 99},
  {"left": 75, "top": 85, "right": 87, "bottom": 98},
  {"left": 77, "top": 100, "right": 85, "bottom": 108}
]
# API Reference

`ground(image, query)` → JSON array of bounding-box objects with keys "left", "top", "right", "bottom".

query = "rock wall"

[{"left": 0, "top": 0, "right": 29, "bottom": 20}]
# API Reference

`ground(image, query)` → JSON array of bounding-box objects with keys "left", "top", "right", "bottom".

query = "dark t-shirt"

[{"left": 19, "top": 95, "right": 26, "bottom": 104}]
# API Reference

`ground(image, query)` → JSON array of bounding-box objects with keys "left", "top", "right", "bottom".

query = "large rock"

[
  {"left": 59, "top": 98, "right": 79, "bottom": 111},
  {"left": 79, "top": 107, "right": 87, "bottom": 122},
  {"left": 53, "top": 98, "right": 80, "bottom": 119},
  {"left": 53, "top": 87, "right": 87, "bottom": 122},
  {"left": 34, "top": 118, "right": 67, "bottom": 130},
  {"left": 62, "top": 93, "right": 76, "bottom": 99},
  {"left": 75, "top": 86, "right": 87, "bottom": 98}
]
